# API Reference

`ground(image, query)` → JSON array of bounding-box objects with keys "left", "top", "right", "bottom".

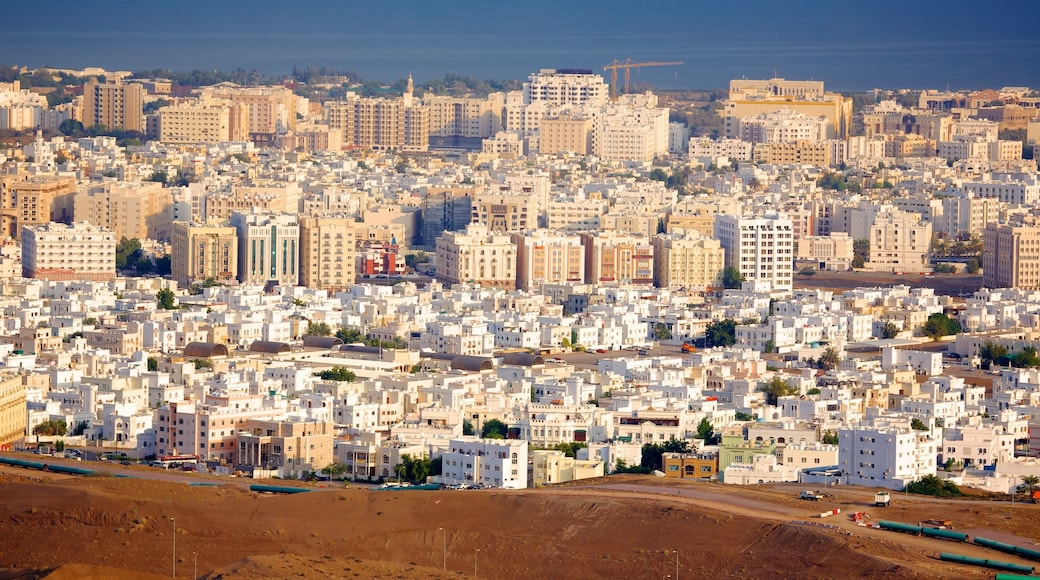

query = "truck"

[
  {"left": 874, "top": 491, "right": 891, "bottom": 507},
  {"left": 799, "top": 490, "right": 820, "bottom": 501}
]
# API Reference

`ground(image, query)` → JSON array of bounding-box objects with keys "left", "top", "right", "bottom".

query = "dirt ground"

[
  {"left": 794, "top": 271, "right": 983, "bottom": 297},
  {"left": 2, "top": 470, "right": 1040, "bottom": 579}
]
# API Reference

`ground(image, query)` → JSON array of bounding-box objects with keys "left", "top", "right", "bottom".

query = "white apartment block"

[
  {"left": 21, "top": 221, "right": 116, "bottom": 282},
  {"left": 545, "top": 197, "right": 608, "bottom": 231},
  {"left": 738, "top": 109, "right": 829, "bottom": 144},
  {"left": 440, "top": 437, "right": 528, "bottom": 489},
  {"left": 652, "top": 234, "right": 725, "bottom": 290},
  {"left": 942, "top": 426, "right": 1015, "bottom": 469},
  {"left": 865, "top": 209, "right": 932, "bottom": 273},
  {"left": 435, "top": 223, "right": 518, "bottom": 289},
  {"left": 796, "top": 232, "right": 854, "bottom": 271},
  {"left": 962, "top": 177, "right": 1040, "bottom": 206},
  {"left": 838, "top": 424, "right": 938, "bottom": 490},
  {"left": 523, "top": 69, "right": 609, "bottom": 106},
  {"left": 688, "top": 138, "right": 753, "bottom": 160},
  {"left": 714, "top": 212, "right": 794, "bottom": 292},
  {"left": 513, "top": 230, "right": 585, "bottom": 291},
  {"left": 231, "top": 211, "right": 300, "bottom": 287}
]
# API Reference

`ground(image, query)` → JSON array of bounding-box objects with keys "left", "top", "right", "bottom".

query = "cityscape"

[{"left": 3, "top": 7, "right": 1040, "bottom": 578}]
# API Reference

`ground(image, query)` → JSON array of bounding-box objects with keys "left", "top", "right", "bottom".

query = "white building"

[
  {"left": 714, "top": 212, "right": 794, "bottom": 292},
  {"left": 440, "top": 437, "right": 528, "bottom": 489},
  {"left": 838, "top": 424, "right": 938, "bottom": 490},
  {"left": 21, "top": 222, "right": 116, "bottom": 282},
  {"left": 230, "top": 211, "right": 300, "bottom": 287}
]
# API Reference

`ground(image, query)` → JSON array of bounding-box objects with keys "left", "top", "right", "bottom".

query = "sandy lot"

[{"left": 3, "top": 467, "right": 1040, "bottom": 579}]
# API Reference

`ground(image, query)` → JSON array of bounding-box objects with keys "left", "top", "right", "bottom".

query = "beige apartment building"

[
  {"left": 238, "top": 417, "right": 335, "bottom": 475},
  {"left": 75, "top": 181, "right": 172, "bottom": 240},
  {"left": 0, "top": 174, "right": 77, "bottom": 237},
  {"left": 796, "top": 232, "right": 854, "bottom": 271},
  {"left": 725, "top": 78, "right": 852, "bottom": 140},
  {"left": 471, "top": 193, "right": 537, "bottom": 232},
  {"left": 435, "top": 223, "right": 517, "bottom": 289},
  {"left": 752, "top": 140, "right": 832, "bottom": 166},
  {"left": 581, "top": 231, "right": 654, "bottom": 285},
  {"left": 158, "top": 102, "right": 232, "bottom": 144},
  {"left": 423, "top": 93, "right": 504, "bottom": 139},
  {"left": 83, "top": 79, "right": 143, "bottom": 132},
  {"left": 21, "top": 221, "right": 116, "bottom": 281},
  {"left": 513, "top": 230, "right": 585, "bottom": 290},
  {"left": 0, "top": 373, "right": 26, "bottom": 451},
  {"left": 652, "top": 234, "right": 724, "bottom": 290},
  {"left": 198, "top": 84, "right": 297, "bottom": 144},
  {"left": 325, "top": 95, "right": 429, "bottom": 151},
  {"left": 983, "top": 221, "right": 1040, "bottom": 289},
  {"left": 545, "top": 197, "right": 608, "bottom": 231},
  {"left": 539, "top": 114, "right": 593, "bottom": 155},
  {"left": 170, "top": 222, "right": 239, "bottom": 286},
  {"left": 865, "top": 210, "right": 932, "bottom": 273},
  {"left": 203, "top": 188, "right": 289, "bottom": 222},
  {"left": 299, "top": 216, "right": 357, "bottom": 292}
]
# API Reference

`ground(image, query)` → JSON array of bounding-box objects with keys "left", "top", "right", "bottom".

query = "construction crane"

[{"left": 603, "top": 59, "right": 684, "bottom": 99}]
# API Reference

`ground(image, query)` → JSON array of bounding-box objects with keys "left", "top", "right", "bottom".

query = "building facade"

[
  {"left": 983, "top": 221, "right": 1040, "bottom": 289},
  {"left": 435, "top": 223, "right": 517, "bottom": 289},
  {"left": 298, "top": 216, "right": 357, "bottom": 292},
  {"left": 714, "top": 213, "right": 794, "bottom": 292},
  {"left": 170, "top": 222, "right": 239, "bottom": 287},
  {"left": 652, "top": 234, "right": 725, "bottom": 290},
  {"left": 230, "top": 212, "right": 301, "bottom": 287},
  {"left": 21, "top": 221, "right": 116, "bottom": 281}
]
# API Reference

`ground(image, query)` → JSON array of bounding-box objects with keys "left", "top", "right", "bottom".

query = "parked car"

[{"left": 799, "top": 490, "right": 820, "bottom": 501}]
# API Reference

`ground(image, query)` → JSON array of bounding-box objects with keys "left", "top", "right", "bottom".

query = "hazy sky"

[{"left": 3, "top": 1, "right": 1039, "bottom": 90}]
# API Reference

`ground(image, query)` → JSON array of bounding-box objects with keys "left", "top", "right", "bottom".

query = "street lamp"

[
  {"left": 474, "top": 548, "right": 480, "bottom": 579},
  {"left": 193, "top": 551, "right": 197, "bottom": 580},
  {"left": 170, "top": 517, "right": 176, "bottom": 578},
  {"left": 673, "top": 550, "right": 679, "bottom": 580},
  {"left": 438, "top": 527, "right": 446, "bottom": 570}
]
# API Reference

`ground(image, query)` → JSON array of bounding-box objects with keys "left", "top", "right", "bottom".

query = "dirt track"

[{"left": 3, "top": 466, "right": 1040, "bottom": 579}]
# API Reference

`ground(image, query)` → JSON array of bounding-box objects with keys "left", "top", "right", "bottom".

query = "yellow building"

[
  {"left": 725, "top": 80, "right": 852, "bottom": 140},
  {"left": 198, "top": 84, "right": 297, "bottom": 144},
  {"left": 203, "top": 187, "right": 289, "bottom": 222},
  {"left": 299, "top": 216, "right": 357, "bottom": 292},
  {"left": 983, "top": 220, "right": 1040, "bottom": 289},
  {"left": 0, "top": 373, "right": 26, "bottom": 451},
  {"left": 74, "top": 181, "right": 172, "bottom": 240},
  {"left": 237, "top": 417, "right": 336, "bottom": 476},
  {"left": 539, "top": 114, "right": 593, "bottom": 155},
  {"left": 471, "top": 192, "right": 538, "bottom": 233},
  {"left": 170, "top": 222, "right": 239, "bottom": 286},
  {"left": 83, "top": 79, "right": 143, "bottom": 132},
  {"left": 0, "top": 174, "right": 77, "bottom": 237},
  {"left": 325, "top": 95, "right": 429, "bottom": 152},
  {"left": 652, "top": 234, "right": 724, "bottom": 290},
  {"left": 531, "top": 449, "right": 604, "bottom": 485},
  {"left": 158, "top": 102, "right": 231, "bottom": 144},
  {"left": 662, "top": 451, "right": 718, "bottom": 479}
]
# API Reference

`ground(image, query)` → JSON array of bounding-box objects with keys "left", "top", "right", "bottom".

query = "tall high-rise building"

[
  {"left": 198, "top": 84, "right": 297, "bottom": 145},
  {"left": 523, "top": 69, "right": 609, "bottom": 106},
  {"left": 299, "top": 216, "right": 357, "bottom": 292},
  {"left": 325, "top": 88, "right": 429, "bottom": 152},
  {"left": 865, "top": 209, "right": 932, "bottom": 273},
  {"left": 714, "top": 212, "right": 794, "bottom": 292},
  {"left": 419, "top": 186, "right": 476, "bottom": 250},
  {"left": 171, "top": 222, "right": 239, "bottom": 287},
  {"left": 82, "top": 79, "right": 143, "bottom": 132},
  {"left": 231, "top": 212, "right": 300, "bottom": 287},
  {"left": 983, "top": 220, "right": 1040, "bottom": 289},
  {"left": 158, "top": 102, "right": 232, "bottom": 144},
  {"left": 21, "top": 221, "right": 116, "bottom": 281}
]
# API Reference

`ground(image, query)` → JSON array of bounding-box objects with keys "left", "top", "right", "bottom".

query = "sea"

[{"left": 3, "top": 1, "right": 1040, "bottom": 92}]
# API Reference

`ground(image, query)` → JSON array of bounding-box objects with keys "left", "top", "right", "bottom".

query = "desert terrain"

[{"left": 3, "top": 459, "right": 1040, "bottom": 579}]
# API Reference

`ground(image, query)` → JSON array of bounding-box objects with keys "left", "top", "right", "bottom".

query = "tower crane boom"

[{"left": 603, "top": 59, "right": 684, "bottom": 98}]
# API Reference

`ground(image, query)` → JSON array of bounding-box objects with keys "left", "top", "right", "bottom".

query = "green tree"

[
  {"left": 156, "top": 288, "right": 176, "bottom": 310},
  {"left": 70, "top": 420, "right": 89, "bottom": 436},
  {"left": 54, "top": 440, "right": 65, "bottom": 452},
  {"left": 335, "top": 327, "right": 364, "bottom": 343},
  {"left": 881, "top": 321, "right": 900, "bottom": 339},
  {"left": 922, "top": 313, "right": 962, "bottom": 340},
  {"left": 904, "top": 474, "right": 962, "bottom": 497},
  {"left": 979, "top": 341, "right": 1010, "bottom": 368},
  {"left": 192, "top": 358, "right": 213, "bottom": 370},
  {"left": 761, "top": 376, "right": 798, "bottom": 405},
  {"left": 695, "top": 417, "right": 714, "bottom": 441},
  {"left": 481, "top": 418, "right": 508, "bottom": 439},
  {"left": 852, "top": 239, "right": 869, "bottom": 269},
  {"left": 648, "top": 168, "right": 668, "bottom": 182},
  {"left": 462, "top": 419, "right": 475, "bottom": 436},
  {"left": 317, "top": 367, "right": 357, "bottom": 382},
  {"left": 115, "top": 237, "right": 142, "bottom": 271},
  {"left": 653, "top": 323, "right": 672, "bottom": 341},
  {"left": 704, "top": 319, "right": 737, "bottom": 348},
  {"left": 818, "top": 347, "right": 841, "bottom": 370},
  {"left": 821, "top": 431, "right": 839, "bottom": 445},
  {"left": 1011, "top": 346, "right": 1040, "bottom": 368},
  {"left": 147, "top": 357, "right": 159, "bottom": 372},
  {"left": 734, "top": 411, "right": 755, "bottom": 421},
  {"left": 965, "top": 257, "right": 981, "bottom": 274},
  {"left": 722, "top": 266, "right": 744, "bottom": 289},
  {"left": 32, "top": 419, "right": 67, "bottom": 436},
  {"left": 321, "top": 462, "right": 348, "bottom": 480},
  {"left": 640, "top": 438, "right": 690, "bottom": 471},
  {"left": 1020, "top": 475, "right": 1040, "bottom": 495},
  {"left": 306, "top": 321, "right": 332, "bottom": 336},
  {"left": 910, "top": 417, "right": 929, "bottom": 431}
]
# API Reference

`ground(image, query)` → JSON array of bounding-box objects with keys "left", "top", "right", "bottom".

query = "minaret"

[{"left": 403, "top": 73, "right": 414, "bottom": 108}]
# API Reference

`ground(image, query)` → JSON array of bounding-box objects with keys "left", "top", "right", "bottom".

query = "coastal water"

[{"left": 3, "top": 1, "right": 1039, "bottom": 91}]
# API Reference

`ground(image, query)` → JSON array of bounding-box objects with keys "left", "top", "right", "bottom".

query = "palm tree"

[
  {"left": 1020, "top": 475, "right": 1040, "bottom": 496},
  {"left": 818, "top": 347, "right": 841, "bottom": 370}
]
